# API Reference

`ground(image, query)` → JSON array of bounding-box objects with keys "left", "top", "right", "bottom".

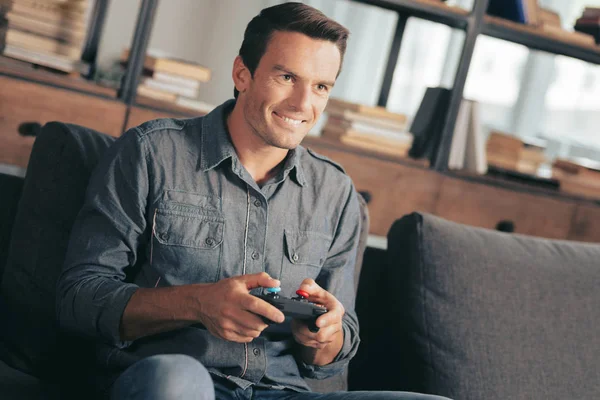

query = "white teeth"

[{"left": 279, "top": 114, "right": 302, "bottom": 125}]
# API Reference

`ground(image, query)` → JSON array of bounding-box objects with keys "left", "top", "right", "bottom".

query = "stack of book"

[
  {"left": 320, "top": 98, "right": 411, "bottom": 158},
  {"left": 486, "top": 131, "right": 546, "bottom": 175},
  {"left": 575, "top": 7, "right": 600, "bottom": 45},
  {"left": 552, "top": 157, "right": 600, "bottom": 198},
  {"left": 122, "top": 49, "right": 213, "bottom": 113},
  {"left": 1, "top": 0, "right": 91, "bottom": 73},
  {"left": 0, "top": 1, "right": 8, "bottom": 53}
]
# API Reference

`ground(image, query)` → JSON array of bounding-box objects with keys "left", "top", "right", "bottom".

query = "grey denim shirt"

[{"left": 57, "top": 99, "right": 361, "bottom": 392}]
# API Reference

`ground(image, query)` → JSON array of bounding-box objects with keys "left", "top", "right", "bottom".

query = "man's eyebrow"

[{"left": 273, "top": 64, "right": 335, "bottom": 87}]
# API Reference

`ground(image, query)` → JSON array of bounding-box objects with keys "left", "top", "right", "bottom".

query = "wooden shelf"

[
  {"left": 0, "top": 56, "right": 118, "bottom": 98},
  {"left": 302, "top": 135, "right": 430, "bottom": 169},
  {"left": 482, "top": 16, "right": 600, "bottom": 65},
  {"left": 446, "top": 169, "right": 600, "bottom": 206},
  {"left": 350, "top": 0, "right": 469, "bottom": 30}
]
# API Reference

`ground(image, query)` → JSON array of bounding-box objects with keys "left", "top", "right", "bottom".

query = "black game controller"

[{"left": 254, "top": 287, "right": 327, "bottom": 333}]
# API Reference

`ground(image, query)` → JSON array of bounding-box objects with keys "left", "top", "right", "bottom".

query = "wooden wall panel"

[
  {"left": 568, "top": 204, "right": 600, "bottom": 243},
  {"left": 435, "top": 177, "right": 577, "bottom": 240},
  {"left": 0, "top": 76, "right": 126, "bottom": 168}
]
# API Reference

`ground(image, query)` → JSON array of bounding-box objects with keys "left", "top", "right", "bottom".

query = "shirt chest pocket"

[
  {"left": 281, "top": 230, "right": 332, "bottom": 290},
  {"left": 152, "top": 205, "right": 224, "bottom": 285}
]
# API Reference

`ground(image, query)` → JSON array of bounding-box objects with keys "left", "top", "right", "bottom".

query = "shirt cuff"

[
  {"left": 298, "top": 323, "right": 360, "bottom": 380},
  {"left": 98, "top": 283, "right": 139, "bottom": 347}
]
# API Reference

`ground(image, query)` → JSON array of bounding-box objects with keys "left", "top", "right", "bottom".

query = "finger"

[
  {"left": 297, "top": 279, "right": 332, "bottom": 305},
  {"left": 292, "top": 321, "right": 339, "bottom": 348},
  {"left": 246, "top": 295, "right": 285, "bottom": 323},
  {"left": 239, "top": 272, "right": 281, "bottom": 291},
  {"left": 315, "top": 306, "right": 344, "bottom": 329},
  {"left": 226, "top": 307, "right": 271, "bottom": 332}
]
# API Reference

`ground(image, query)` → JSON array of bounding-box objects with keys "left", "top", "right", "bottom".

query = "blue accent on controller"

[{"left": 265, "top": 287, "right": 281, "bottom": 293}]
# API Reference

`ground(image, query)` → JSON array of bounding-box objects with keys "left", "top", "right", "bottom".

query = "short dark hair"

[{"left": 234, "top": 2, "right": 350, "bottom": 98}]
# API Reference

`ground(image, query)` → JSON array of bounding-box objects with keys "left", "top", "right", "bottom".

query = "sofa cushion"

[
  {"left": 0, "top": 173, "right": 24, "bottom": 281},
  {"left": 381, "top": 212, "right": 600, "bottom": 400},
  {"left": 0, "top": 122, "right": 115, "bottom": 379}
]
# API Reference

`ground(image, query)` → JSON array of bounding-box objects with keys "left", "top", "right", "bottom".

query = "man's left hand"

[{"left": 291, "top": 279, "right": 345, "bottom": 365}]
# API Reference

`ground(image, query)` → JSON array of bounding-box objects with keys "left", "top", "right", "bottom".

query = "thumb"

[{"left": 240, "top": 272, "right": 281, "bottom": 291}]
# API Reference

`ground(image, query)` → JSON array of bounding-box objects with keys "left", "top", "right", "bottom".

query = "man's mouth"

[{"left": 273, "top": 111, "right": 305, "bottom": 126}]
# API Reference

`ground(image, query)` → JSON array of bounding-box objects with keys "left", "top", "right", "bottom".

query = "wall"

[{"left": 96, "top": 0, "right": 396, "bottom": 108}]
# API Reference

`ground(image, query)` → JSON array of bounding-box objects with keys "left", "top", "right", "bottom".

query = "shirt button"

[
  {"left": 252, "top": 252, "right": 260, "bottom": 260},
  {"left": 253, "top": 348, "right": 261, "bottom": 356},
  {"left": 254, "top": 199, "right": 262, "bottom": 207},
  {"left": 205, "top": 237, "right": 215, "bottom": 246},
  {"left": 159, "top": 232, "right": 169, "bottom": 241},
  {"left": 292, "top": 253, "right": 299, "bottom": 262}
]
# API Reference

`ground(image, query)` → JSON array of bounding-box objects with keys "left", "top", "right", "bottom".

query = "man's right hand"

[{"left": 195, "top": 272, "right": 285, "bottom": 343}]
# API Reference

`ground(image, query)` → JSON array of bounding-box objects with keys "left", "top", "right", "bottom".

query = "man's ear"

[{"left": 232, "top": 56, "right": 251, "bottom": 95}]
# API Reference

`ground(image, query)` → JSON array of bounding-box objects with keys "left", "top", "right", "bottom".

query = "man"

[{"left": 57, "top": 2, "right": 451, "bottom": 400}]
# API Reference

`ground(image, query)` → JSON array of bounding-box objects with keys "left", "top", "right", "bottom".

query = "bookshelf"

[
  {"left": 482, "top": 15, "right": 600, "bottom": 65},
  {"left": 351, "top": 0, "right": 469, "bottom": 29},
  {"left": 4, "top": 0, "right": 600, "bottom": 238}
]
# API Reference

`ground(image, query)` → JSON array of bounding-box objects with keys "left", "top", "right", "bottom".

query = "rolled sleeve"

[
  {"left": 298, "top": 183, "right": 362, "bottom": 379},
  {"left": 56, "top": 128, "right": 150, "bottom": 346}
]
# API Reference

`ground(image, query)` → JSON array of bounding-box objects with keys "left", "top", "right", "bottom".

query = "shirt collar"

[{"left": 200, "top": 99, "right": 306, "bottom": 187}]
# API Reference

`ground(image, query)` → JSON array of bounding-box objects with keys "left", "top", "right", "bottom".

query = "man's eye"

[
  {"left": 317, "top": 84, "right": 328, "bottom": 92},
  {"left": 283, "top": 75, "right": 292, "bottom": 81}
]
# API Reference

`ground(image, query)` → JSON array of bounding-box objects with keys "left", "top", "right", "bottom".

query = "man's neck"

[{"left": 227, "top": 104, "right": 289, "bottom": 186}]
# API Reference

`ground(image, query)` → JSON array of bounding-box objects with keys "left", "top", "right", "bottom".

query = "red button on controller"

[{"left": 296, "top": 289, "right": 309, "bottom": 299}]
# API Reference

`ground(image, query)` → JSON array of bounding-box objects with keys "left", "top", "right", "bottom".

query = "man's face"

[{"left": 237, "top": 31, "right": 341, "bottom": 150}]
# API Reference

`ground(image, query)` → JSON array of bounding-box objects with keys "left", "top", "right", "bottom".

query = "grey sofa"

[
  {"left": 2, "top": 121, "right": 599, "bottom": 399},
  {"left": 350, "top": 212, "right": 600, "bottom": 399}
]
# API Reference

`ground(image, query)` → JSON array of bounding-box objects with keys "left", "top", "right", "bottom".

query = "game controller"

[{"left": 254, "top": 287, "right": 327, "bottom": 333}]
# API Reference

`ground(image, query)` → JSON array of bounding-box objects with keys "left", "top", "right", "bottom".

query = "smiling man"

[{"left": 57, "top": 2, "right": 450, "bottom": 400}]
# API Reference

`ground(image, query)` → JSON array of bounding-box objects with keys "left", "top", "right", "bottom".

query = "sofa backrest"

[
  {"left": 374, "top": 212, "right": 600, "bottom": 400},
  {"left": 0, "top": 122, "right": 116, "bottom": 379}
]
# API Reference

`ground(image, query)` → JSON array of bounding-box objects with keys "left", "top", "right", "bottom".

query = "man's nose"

[{"left": 288, "top": 85, "right": 312, "bottom": 112}]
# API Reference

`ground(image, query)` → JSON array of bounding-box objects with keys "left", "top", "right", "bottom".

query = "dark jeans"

[{"left": 110, "top": 354, "right": 451, "bottom": 400}]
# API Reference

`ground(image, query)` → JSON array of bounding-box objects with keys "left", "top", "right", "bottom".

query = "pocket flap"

[
  {"left": 284, "top": 230, "right": 332, "bottom": 267},
  {"left": 155, "top": 210, "right": 224, "bottom": 249}
]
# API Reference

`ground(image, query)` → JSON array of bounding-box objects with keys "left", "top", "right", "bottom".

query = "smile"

[{"left": 273, "top": 112, "right": 305, "bottom": 126}]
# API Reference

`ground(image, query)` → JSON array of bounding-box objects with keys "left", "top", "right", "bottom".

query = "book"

[
  {"left": 325, "top": 106, "right": 407, "bottom": 131},
  {"left": 326, "top": 98, "right": 407, "bottom": 124},
  {"left": 522, "top": 0, "right": 540, "bottom": 26},
  {"left": 2, "top": 43, "right": 89, "bottom": 73},
  {"left": 9, "top": 2, "right": 88, "bottom": 29},
  {"left": 448, "top": 98, "right": 472, "bottom": 170},
  {"left": 408, "top": 86, "right": 452, "bottom": 160},
  {"left": 321, "top": 129, "right": 411, "bottom": 157},
  {"left": 539, "top": 7, "right": 561, "bottom": 27},
  {"left": 5, "top": 28, "right": 82, "bottom": 59},
  {"left": 541, "top": 24, "right": 596, "bottom": 47},
  {"left": 137, "top": 85, "right": 178, "bottom": 103},
  {"left": 153, "top": 71, "right": 201, "bottom": 90},
  {"left": 140, "top": 77, "right": 199, "bottom": 98},
  {"left": 6, "top": 11, "right": 87, "bottom": 43},
  {"left": 487, "top": 0, "right": 526, "bottom": 24},
  {"left": 463, "top": 101, "right": 487, "bottom": 175},
  {"left": 321, "top": 121, "right": 413, "bottom": 147},
  {"left": 121, "top": 48, "right": 211, "bottom": 82},
  {"left": 325, "top": 115, "right": 409, "bottom": 138}
]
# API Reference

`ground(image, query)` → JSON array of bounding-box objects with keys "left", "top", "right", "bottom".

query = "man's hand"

[
  {"left": 291, "top": 278, "right": 345, "bottom": 366},
  {"left": 195, "top": 272, "right": 285, "bottom": 343}
]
